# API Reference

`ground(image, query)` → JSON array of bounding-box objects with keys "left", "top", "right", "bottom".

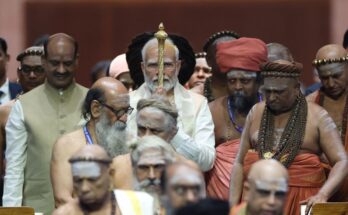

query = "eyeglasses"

[
  {"left": 19, "top": 65, "right": 45, "bottom": 74},
  {"left": 99, "top": 102, "right": 134, "bottom": 118}
]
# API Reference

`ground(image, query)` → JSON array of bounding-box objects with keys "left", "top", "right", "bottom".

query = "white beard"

[
  {"left": 95, "top": 112, "right": 128, "bottom": 157},
  {"left": 144, "top": 74, "right": 178, "bottom": 93}
]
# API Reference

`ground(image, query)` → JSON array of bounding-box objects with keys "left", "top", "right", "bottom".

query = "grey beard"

[
  {"left": 95, "top": 113, "right": 128, "bottom": 157},
  {"left": 144, "top": 75, "right": 177, "bottom": 93},
  {"left": 230, "top": 92, "right": 255, "bottom": 113}
]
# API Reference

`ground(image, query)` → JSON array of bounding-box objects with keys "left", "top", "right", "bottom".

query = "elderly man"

[
  {"left": 3, "top": 33, "right": 88, "bottom": 214},
  {"left": 0, "top": 46, "right": 45, "bottom": 204},
  {"left": 53, "top": 144, "right": 154, "bottom": 215},
  {"left": 136, "top": 97, "right": 178, "bottom": 142},
  {"left": 203, "top": 30, "right": 240, "bottom": 101},
  {"left": 206, "top": 38, "right": 267, "bottom": 200},
  {"left": 52, "top": 144, "right": 117, "bottom": 215},
  {"left": 162, "top": 162, "right": 206, "bottom": 214},
  {"left": 230, "top": 159, "right": 288, "bottom": 215},
  {"left": 307, "top": 44, "right": 348, "bottom": 201},
  {"left": 187, "top": 52, "right": 212, "bottom": 95},
  {"left": 127, "top": 35, "right": 215, "bottom": 171},
  {"left": 51, "top": 77, "right": 130, "bottom": 206},
  {"left": 111, "top": 96, "right": 197, "bottom": 193},
  {"left": 230, "top": 60, "right": 348, "bottom": 215},
  {"left": 109, "top": 53, "right": 134, "bottom": 91},
  {"left": 130, "top": 135, "right": 176, "bottom": 214}
]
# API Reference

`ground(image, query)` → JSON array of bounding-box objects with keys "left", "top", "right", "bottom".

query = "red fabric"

[
  {"left": 205, "top": 139, "right": 240, "bottom": 200},
  {"left": 216, "top": 37, "right": 267, "bottom": 73},
  {"left": 243, "top": 151, "right": 326, "bottom": 215}
]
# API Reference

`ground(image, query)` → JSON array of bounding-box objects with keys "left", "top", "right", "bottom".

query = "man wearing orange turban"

[{"left": 206, "top": 37, "right": 267, "bottom": 200}]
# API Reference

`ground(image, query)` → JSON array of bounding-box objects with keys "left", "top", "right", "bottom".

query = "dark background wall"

[{"left": 25, "top": 0, "right": 330, "bottom": 87}]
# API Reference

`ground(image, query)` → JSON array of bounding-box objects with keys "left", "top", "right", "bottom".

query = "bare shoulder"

[
  {"left": 52, "top": 200, "right": 81, "bottom": 215},
  {"left": 208, "top": 96, "right": 224, "bottom": 110},
  {"left": 248, "top": 101, "right": 265, "bottom": 118},
  {"left": 307, "top": 102, "right": 328, "bottom": 120},
  {"left": 306, "top": 90, "right": 319, "bottom": 103},
  {"left": 112, "top": 153, "right": 131, "bottom": 167},
  {"left": 52, "top": 128, "right": 85, "bottom": 157}
]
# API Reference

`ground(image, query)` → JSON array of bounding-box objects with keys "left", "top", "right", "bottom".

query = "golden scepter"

[{"left": 154, "top": 22, "right": 168, "bottom": 87}]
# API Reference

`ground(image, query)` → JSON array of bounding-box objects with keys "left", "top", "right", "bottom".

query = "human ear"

[{"left": 91, "top": 100, "right": 102, "bottom": 118}]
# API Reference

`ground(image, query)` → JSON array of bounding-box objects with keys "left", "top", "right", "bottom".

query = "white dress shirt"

[{"left": 3, "top": 101, "right": 26, "bottom": 206}]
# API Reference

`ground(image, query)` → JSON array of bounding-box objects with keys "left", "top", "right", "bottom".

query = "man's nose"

[
  {"left": 235, "top": 80, "right": 243, "bottom": 90},
  {"left": 57, "top": 62, "right": 66, "bottom": 73},
  {"left": 267, "top": 193, "right": 276, "bottom": 206},
  {"left": 118, "top": 113, "right": 127, "bottom": 123},
  {"left": 327, "top": 77, "right": 335, "bottom": 88},
  {"left": 144, "top": 128, "right": 154, "bottom": 136},
  {"left": 268, "top": 92, "right": 277, "bottom": 102},
  {"left": 185, "top": 190, "right": 197, "bottom": 203},
  {"left": 148, "top": 166, "right": 156, "bottom": 179},
  {"left": 81, "top": 181, "right": 90, "bottom": 193},
  {"left": 197, "top": 69, "right": 205, "bottom": 78},
  {"left": 29, "top": 71, "right": 37, "bottom": 78}
]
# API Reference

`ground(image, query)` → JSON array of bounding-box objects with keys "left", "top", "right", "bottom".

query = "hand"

[
  {"left": 300, "top": 193, "right": 328, "bottom": 215},
  {"left": 153, "top": 86, "right": 167, "bottom": 97}
]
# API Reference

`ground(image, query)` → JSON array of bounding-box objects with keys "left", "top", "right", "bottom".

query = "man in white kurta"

[
  {"left": 127, "top": 37, "right": 215, "bottom": 171},
  {"left": 3, "top": 33, "right": 88, "bottom": 215}
]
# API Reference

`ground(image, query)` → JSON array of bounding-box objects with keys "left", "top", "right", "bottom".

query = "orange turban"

[{"left": 216, "top": 37, "right": 267, "bottom": 73}]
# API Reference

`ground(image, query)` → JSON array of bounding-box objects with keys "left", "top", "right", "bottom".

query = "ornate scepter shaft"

[{"left": 154, "top": 22, "right": 168, "bottom": 87}]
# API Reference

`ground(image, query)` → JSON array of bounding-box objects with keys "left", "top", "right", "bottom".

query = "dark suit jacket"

[{"left": 9, "top": 82, "right": 22, "bottom": 99}]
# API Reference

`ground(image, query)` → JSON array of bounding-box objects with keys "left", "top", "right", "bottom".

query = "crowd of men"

[{"left": 0, "top": 27, "right": 347, "bottom": 215}]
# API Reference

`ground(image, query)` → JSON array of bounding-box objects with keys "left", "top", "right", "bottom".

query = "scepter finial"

[
  {"left": 154, "top": 22, "right": 168, "bottom": 88},
  {"left": 155, "top": 22, "right": 168, "bottom": 40}
]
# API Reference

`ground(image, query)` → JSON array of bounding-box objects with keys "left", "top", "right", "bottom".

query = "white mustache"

[{"left": 139, "top": 179, "right": 161, "bottom": 188}]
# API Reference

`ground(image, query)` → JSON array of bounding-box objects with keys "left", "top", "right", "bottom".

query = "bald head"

[
  {"left": 44, "top": 33, "right": 78, "bottom": 59},
  {"left": 82, "top": 77, "right": 129, "bottom": 120},
  {"left": 248, "top": 159, "right": 288, "bottom": 181},
  {"left": 165, "top": 162, "right": 205, "bottom": 209},
  {"left": 70, "top": 144, "right": 111, "bottom": 163},
  {"left": 267, "top": 43, "right": 294, "bottom": 62},
  {"left": 245, "top": 159, "right": 288, "bottom": 215},
  {"left": 316, "top": 44, "right": 347, "bottom": 60},
  {"left": 91, "top": 77, "right": 128, "bottom": 95},
  {"left": 69, "top": 145, "right": 113, "bottom": 210}
]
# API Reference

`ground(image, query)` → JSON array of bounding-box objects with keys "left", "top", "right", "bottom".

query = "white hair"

[
  {"left": 141, "top": 37, "right": 179, "bottom": 61},
  {"left": 130, "top": 135, "right": 176, "bottom": 166}
]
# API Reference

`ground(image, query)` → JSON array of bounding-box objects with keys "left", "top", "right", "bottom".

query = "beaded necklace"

[
  {"left": 257, "top": 93, "right": 307, "bottom": 167},
  {"left": 83, "top": 191, "right": 116, "bottom": 215},
  {"left": 227, "top": 94, "right": 262, "bottom": 133},
  {"left": 318, "top": 90, "right": 348, "bottom": 144}
]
